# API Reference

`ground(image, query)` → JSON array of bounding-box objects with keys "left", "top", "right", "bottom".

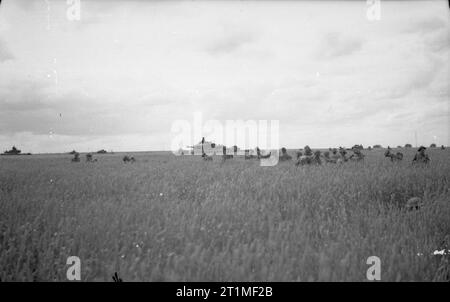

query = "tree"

[
  {"left": 430, "top": 143, "right": 437, "bottom": 148},
  {"left": 404, "top": 144, "right": 412, "bottom": 148},
  {"left": 4, "top": 146, "right": 21, "bottom": 155},
  {"left": 373, "top": 145, "right": 382, "bottom": 149}
]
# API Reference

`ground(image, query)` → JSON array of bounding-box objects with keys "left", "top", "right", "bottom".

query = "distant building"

[
  {"left": 192, "top": 140, "right": 223, "bottom": 155},
  {"left": 190, "top": 139, "right": 240, "bottom": 156}
]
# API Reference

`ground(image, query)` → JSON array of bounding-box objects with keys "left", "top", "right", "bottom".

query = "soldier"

[
  {"left": 86, "top": 153, "right": 97, "bottom": 162},
  {"left": 322, "top": 151, "right": 338, "bottom": 164},
  {"left": 123, "top": 155, "right": 136, "bottom": 163},
  {"left": 71, "top": 152, "right": 80, "bottom": 162},
  {"left": 412, "top": 146, "right": 430, "bottom": 164},
  {"left": 330, "top": 148, "right": 340, "bottom": 162},
  {"left": 304, "top": 145, "right": 313, "bottom": 156},
  {"left": 349, "top": 148, "right": 365, "bottom": 161},
  {"left": 384, "top": 147, "right": 403, "bottom": 162},
  {"left": 279, "top": 147, "right": 292, "bottom": 161},
  {"left": 338, "top": 147, "right": 348, "bottom": 162},
  {"left": 313, "top": 150, "right": 322, "bottom": 165},
  {"left": 296, "top": 148, "right": 322, "bottom": 166},
  {"left": 202, "top": 153, "right": 213, "bottom": 161},
  {"left": 256, "top": 147, "right": 271, "bottom": 159}
]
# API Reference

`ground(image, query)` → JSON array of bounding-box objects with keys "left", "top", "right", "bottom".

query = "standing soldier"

[{"left": 201, "top": 137, "right": 205, "bottom": 156}]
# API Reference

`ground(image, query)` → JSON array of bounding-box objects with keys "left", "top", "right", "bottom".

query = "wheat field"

[{"left": 0, "top": 148, "right": 449, "bottom": 281}]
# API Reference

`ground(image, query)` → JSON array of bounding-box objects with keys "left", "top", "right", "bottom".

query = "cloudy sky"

[{"left": 0, "top": 0, "right": 448, "bottom": 153}]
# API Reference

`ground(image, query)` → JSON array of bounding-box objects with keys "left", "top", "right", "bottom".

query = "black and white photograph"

[{"left": 0, "top": 0, "right": 449, "bottom": 287}]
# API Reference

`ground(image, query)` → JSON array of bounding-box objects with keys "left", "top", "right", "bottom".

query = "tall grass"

[{"left": 0, "top": 149, "right": 449, "bottom": 281}]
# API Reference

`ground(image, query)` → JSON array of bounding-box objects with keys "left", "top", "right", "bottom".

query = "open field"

[{"left": 0, "top": 148, "right": 449, "bottom": 281}]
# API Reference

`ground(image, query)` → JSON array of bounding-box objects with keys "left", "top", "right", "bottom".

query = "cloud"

[
  {"left": 316, "top": 32, "right": 363, "bottom": 59},
  {"left": 402, "top": 17, "right": 449, "bottom": 53},
  {"left": 404, "top": 17, "right": 447, "bottom": 35},
  {"left": 0, "top": 78, "right": 184, "bottom": 138},
  {"left": 207, "top": 31, "right": 256, "bottom": 55},
  {"left": 0, "top": 1, "right": 447, "bottom": 151},
  {"left": 424, "top": 29, "right": 450, "bottom": 53},
  {"left": 0, "top": 39, "right": 14, "bottom": 62},
  {"left": 9, "top": 0, "right": 41, "bottom": 12}
]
